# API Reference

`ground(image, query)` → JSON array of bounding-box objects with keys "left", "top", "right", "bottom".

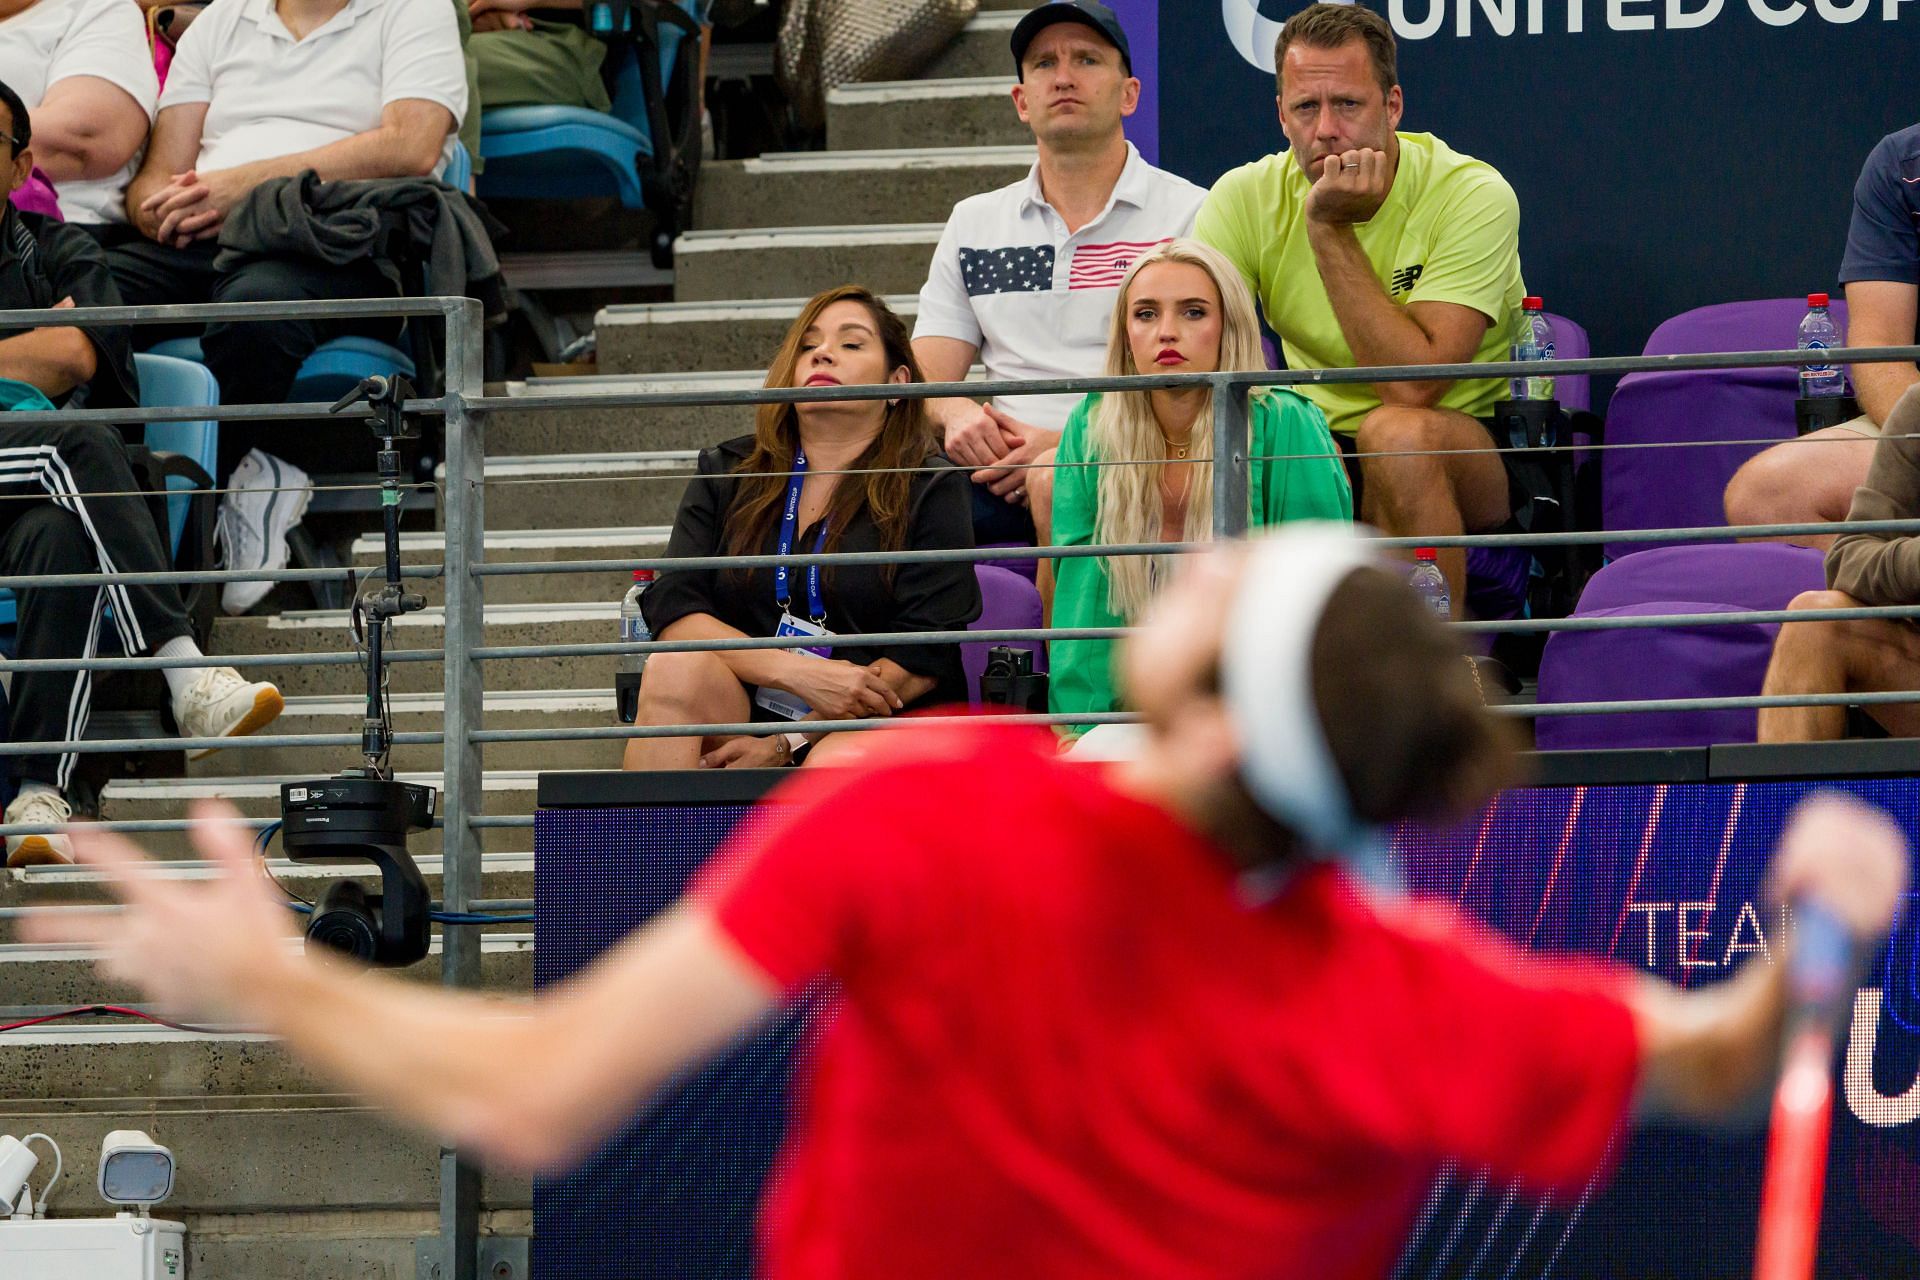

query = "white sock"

[
  {"left": 13, "top": 779, "right": 60, "bottom": 805},
  {"left": 154, "top": 635, "right": 205, "bottom": 705}
]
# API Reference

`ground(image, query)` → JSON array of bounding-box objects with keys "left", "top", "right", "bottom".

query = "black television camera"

[{"left": 276, "top": 375, "right": 436, "bottom": 967}]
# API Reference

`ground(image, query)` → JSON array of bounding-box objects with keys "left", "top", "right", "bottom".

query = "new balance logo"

[{"left": 1390, "top": 264, "right": 1424, "bottom": 295}]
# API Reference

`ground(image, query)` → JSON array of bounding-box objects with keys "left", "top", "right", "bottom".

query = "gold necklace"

[{"left": 1160, "top": 433, "right": 1190, "bottom": 460}]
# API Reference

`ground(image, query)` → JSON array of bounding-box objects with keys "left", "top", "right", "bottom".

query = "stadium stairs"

[{"left": 0, "top": 2, "right": 1031, "bottom": 1273}]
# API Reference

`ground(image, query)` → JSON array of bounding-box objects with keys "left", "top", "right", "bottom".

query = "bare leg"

[
  {"left": 1354, "top": 405, "right": 1511, "bottom": 615},
  {"left": 799, "top": 730, "right": 870, "bottom": 768},
  {"left": 1027, "top": 447, "right": 1058, "bottom": 621},
  {"left": 1757, "top": 590, "right": 1920, "bottom": 742},
  {"left": 1723, "top": 427, "right": 1878, "bottom": 552},
  {"left": 622, "top": 650, "right": 753, "bottom": 771}
]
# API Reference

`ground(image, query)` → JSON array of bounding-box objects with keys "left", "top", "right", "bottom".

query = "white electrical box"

[{"left": 0, "top": 1215, "right": 187, "bottom": 1278}]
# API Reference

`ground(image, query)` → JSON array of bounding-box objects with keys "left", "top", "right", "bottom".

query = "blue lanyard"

[{"left": 773, "top": 449, "right": 828, "bottom": 624}]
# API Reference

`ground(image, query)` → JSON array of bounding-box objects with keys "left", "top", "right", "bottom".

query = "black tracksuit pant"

[{"left": 0, "top": 422, "right": 194, "bottom": 790}]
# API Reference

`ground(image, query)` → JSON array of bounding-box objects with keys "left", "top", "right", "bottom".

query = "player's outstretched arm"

[
  {"left": 24, "top": 802, "right": 779, "bottom": 1173},
  {"left": 1628, "top": 794, "right": 1909, "bottom": 1121}
]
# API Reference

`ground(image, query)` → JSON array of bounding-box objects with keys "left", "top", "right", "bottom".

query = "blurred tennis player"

[{"left": 27, "top": 524, "right": 1909, "bottom": 1280}]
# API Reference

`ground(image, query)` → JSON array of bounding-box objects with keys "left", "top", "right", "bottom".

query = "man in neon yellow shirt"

[{"left": 1195, "top": 3, "right": 1526, "bottom": 614}]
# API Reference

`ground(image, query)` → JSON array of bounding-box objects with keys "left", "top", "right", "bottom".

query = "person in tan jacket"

[{"left": 1758, "top": 383, "right": 1920, "bottom": 741}]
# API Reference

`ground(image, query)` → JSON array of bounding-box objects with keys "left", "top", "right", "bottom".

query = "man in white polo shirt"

[
  {"left": 913, "top": 0, "right": 1205, "bottom": 541},
  {"left": 0, "top": 0, "right": 157, "bottom": 226},
  {"left": 101, "top": 0, "right": 466, "bottom": 614}
]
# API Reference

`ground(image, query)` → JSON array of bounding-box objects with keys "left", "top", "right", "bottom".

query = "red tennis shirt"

[{"left": 702, "top": 722, "right": 1640, "bottom": 1280}]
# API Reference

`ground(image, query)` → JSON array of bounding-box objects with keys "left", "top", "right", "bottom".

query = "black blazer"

[{"left": 643, "top": 436, "right": 983, "bottom": 708}]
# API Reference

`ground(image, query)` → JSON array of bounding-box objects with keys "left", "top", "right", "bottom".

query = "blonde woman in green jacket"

[{"left": 1028, "top": 238, "right": 1353, "bottom": 731}]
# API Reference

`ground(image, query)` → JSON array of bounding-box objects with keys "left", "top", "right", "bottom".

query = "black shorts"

[{"left": 1333, "top": 414, "right": 1527, "bottom": 525}]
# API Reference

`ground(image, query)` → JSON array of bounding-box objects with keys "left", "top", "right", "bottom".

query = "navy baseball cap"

[{"left": 1010, "top": 1, "right": 1133, "bottom": 75}]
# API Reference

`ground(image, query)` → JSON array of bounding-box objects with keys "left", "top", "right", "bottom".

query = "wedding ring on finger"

[{"left": 1342, "top": 160, "right": 1361, "bottom": 169}]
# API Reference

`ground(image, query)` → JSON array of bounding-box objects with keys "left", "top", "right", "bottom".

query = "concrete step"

[
  {"left": 211, "top": 602, "right": 630, "bottom": 696},
  {"left": 443, "top": 449, "right": 697, "bottom": 532},
  {"left": 595, "top": 294, "right": 919, "bottom": 375},
  {"left": 186, "top": 1209, "right": 530, "bottom": 1280},
  {"left": 3, "top": 850, "right": 536, "bottom": 921},
  {"left": 96, "top": 771, "right": 544, "bottom": 858},
  {"left": 484, "top": 395, "right": 759, "bottom": 457},
  {"left": 695, "top": 145, "right": 1033, "bottom": 229},
  {"left": 923, "top": 9, "right": 1020, "bottom": 80},
  {"left": 0, "top": 1054, "right": 531, "bottom": 1213},
  {"left": 350, "top": 528, "right": 665, "bottom": 607},
  {"left": 827, "top": 77, "right": 1025, "bottom": 151},
  {"left": 491, "top": 364, "right": 990, "bottom": 470},
  {"left": 188, "top": 688, "right": 619, "bottom": 777},
  {"left": 0, "top": 930, "right": 533, "bottom": 1009},
  {"left": 672, "top": 222, "right": 941, "bottom": 301}
]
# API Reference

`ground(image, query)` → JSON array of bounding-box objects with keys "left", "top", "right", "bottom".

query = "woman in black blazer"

[{"left": 625, "top": 285, "right": 981, "bottom": 770}]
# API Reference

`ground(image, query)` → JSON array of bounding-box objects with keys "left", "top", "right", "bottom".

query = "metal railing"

[{"left": 5, "top": 296, "right": 1920, "bottom": 1277}]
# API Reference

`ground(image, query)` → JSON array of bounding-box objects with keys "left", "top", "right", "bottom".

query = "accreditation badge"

[{"left": 753, "top": 612, "right": 835, "bottom": 721}]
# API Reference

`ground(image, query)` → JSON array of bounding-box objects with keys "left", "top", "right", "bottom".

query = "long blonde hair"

[{"left": 1090, "top": 238, "right": 1268, "bottom": 619}]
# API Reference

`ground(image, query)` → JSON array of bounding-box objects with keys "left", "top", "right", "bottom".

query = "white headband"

[{"left": 1220, "top": 523, "right": 1386, "bottom": 861}]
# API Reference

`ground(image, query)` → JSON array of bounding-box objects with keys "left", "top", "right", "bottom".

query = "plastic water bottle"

[
  {"left": 1409, "top": 548, "right": 1450, "bottom": 618},
  {"left": 616, "top": 569, "right": 655, "bottom": 722},
  {"left": 1798, "top": 293, "right": 1846, "bottom": 398},
  {"left": 1509, "top": 296, "right": 1555, "bottom": 401}
]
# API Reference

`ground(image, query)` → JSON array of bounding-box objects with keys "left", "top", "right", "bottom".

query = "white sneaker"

[
  {"left": 175, "top": 666, "right": 286, "bottom": 760},
  {"left": 5, "top": 787, "right": 73, "bottom": 867},
  {"left": 217, "top": 449, "right": 312, "bottom": 617}
]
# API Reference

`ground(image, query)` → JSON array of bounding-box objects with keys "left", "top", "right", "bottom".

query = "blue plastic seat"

[
  {"left": 147, "top": 333, "right": 416, "bottom": 407},
  {"left": 134, "top": 353, "right": 220, "bottom": 547},
  {"left": 477, "top": 0, "right": 707, "bottom": 253},
  {"left": 442, "top": 138, "right": 474, "bottom": 193}
]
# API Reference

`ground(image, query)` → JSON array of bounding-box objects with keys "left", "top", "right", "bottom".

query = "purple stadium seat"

[
  {"left": 1604, "top": 298, "right": 1850, "bottom": 558},
  {"left": 1534, "top": 543, "right": 1825, "bottom": 750},
  {"left": 963, "top": 565, "right": 1047, "bottom": 703},
  {"left": 1544, "top": 312, "right": 1590, "bottom": 413},
  {"left": 1642, "top": 296, "right": 1849, "bottom": 357}
]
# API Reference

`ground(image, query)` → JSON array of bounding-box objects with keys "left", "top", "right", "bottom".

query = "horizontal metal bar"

[
  {"left": 479, "top": 711, "right": 1143, "bottom": 743},
  {"left": 0, "top": 563, "right": 438, "bottom": 592},
  {"left": 479, "top": 689, "right": 1920, "bottom": 742},
  {"left": 0, "top": 297, "right": 457, "bottom": 329},
  {"left": 1510, "top": 689, "right": 1920, "bottom": 718},
  {"left": 467, "top": 600, "right": 1920, "bottom": 665},
  {"left": 0, "top": 397, "right": 441, "bottom": 428},
  {"left": 464, "top": 521, "right": 1920, "bottom": 582},
  {"left": 0, "top": 816, "right": 276, "bottom": 837},
  {"left": 0, "top": 648, "right": 440, "bottom": 676},
  {"left": 1457, "top": 603, "right": 1920, "bottom": 634},
  {"left": 469, "top": 815, "right": 533, "bottom": 829},
  {"left": 0, "top": 730, "right": 443, "bottom": 758},
  {"left": 464, "top": 344, "right": 1920, "bottom": 414},
  {"left": 473, "top": 626, "right": 1125, "bottom": 663}
]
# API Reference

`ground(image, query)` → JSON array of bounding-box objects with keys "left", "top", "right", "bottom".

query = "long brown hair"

[{"left": 723, "top": 286, "right": 935, "bottom": 568}]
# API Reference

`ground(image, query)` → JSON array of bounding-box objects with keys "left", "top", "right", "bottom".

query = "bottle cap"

[
  {"left": 1522, "top": 296, "right": 1543, "bottom": 310},
  {"left": 1807, "top": 292, "right": 1829, "bottom": 307},
  {"left": 1414, "top": 547, "right": 1438, "bottom": 562},
  {"left": 633, "top": 568, "right": 656, "bottom": 582}
]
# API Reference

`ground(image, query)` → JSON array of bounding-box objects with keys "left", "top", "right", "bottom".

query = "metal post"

[
  {"left": 1211, "top": 375, "right": 1251, "bottom": 538},
  {"left": 437, "top": 298, "right": 487, "bottom": 1280}
]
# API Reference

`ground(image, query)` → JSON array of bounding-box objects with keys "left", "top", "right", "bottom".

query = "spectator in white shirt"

[
  {"left": 0, "top": 0, "right": 158, "bottom": 226},
  {"left": 912, "top": 0, "right": 1205, "bottom": 542},
  {"left": 101, "top": 0, "right": 467, "bottom": 615}
]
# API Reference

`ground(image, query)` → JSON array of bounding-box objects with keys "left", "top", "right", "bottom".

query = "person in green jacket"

[{"left": 1028, "top": 238, "right": 1352, "bottom": 731}]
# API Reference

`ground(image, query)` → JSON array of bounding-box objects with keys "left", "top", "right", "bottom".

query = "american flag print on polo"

[
  {"left": 959, "top": 245, "right": 1055, "bottom": 297},
  {"left": 913, "top": 142, "right": 1208, "bottom": 430},
  {"left": 1069, "top": 238, "right": 1171, "bottom": 290}
]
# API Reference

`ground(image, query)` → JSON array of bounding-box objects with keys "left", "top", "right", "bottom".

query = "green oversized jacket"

[{"left": 1047, "top": 390, "right": 1353, "bottom": 728}]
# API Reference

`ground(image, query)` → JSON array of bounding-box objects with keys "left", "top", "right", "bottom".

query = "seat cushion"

[{"left": 1534, "top": 544, "right": 1825, "bottom": 750}]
